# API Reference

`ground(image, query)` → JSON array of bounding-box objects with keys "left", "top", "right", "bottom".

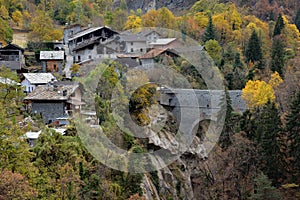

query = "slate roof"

[
  {"left": 139, "top": 48, "right": 168, "bottom": 59},
  {"left": 137, "top": 29, "right": 161, "bottom": 37},
  {"left": 0, "top": 77, "right": 20, "bottom": 85},
  {"left": 150, "top": 38, "right": 177, "bottom": 45},
  {"left": 40, "top": 51, "right": 64, "bottom": 60},
  {"left": 23, "top": 73, "right": 55, "bottom": 85},
  {"left": 120, "top": 34, "right": 147, "bottom": 42},
  {"left": 24, "top": 82, "right": 79, "bottom": 101},
  {"left": 68, "top": 26, "right": 118, "bottom": 41},
  {"left": 0, "top": 43, "right": 24, "bottom": 53}
]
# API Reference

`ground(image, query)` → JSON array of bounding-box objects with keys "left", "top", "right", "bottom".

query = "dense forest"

[{"left": 0, "top": 0, "right": 300, "bottom": 199}]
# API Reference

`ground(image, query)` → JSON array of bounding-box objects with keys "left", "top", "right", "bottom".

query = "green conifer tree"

[
  {"left": 202, "top": 15, "right": 216, "bottom": 43},
  {"left": 271, "top": 36, "right": 285, "bottom": 77},
  {"left": 256, "top": 101, "right": 284, "bottom": 186},
  {"left": 286, "top": 92, "right": 300, "bottom": 182},
  {"left": 252, "top": 172, "right": 281, "bottom": 200},
  {"left": 246, "top": 30, "right": 262, "bottom": 63},
  {"left": 273, "top": 13, "right": 285, "bottom": 37},
  {"left": 218, "top": 89, "right": 235, "bottom": 149},
  {"left": 295, "top": 7, "right": 300, "bottom": 31}
]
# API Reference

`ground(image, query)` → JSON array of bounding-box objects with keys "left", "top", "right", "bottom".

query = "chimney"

[{"left": 53, "top": 85, "right": 58, "bottom": 91}]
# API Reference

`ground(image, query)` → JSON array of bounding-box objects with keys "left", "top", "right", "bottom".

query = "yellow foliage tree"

[
  {"left": 242, "top": 80, "right": 275, "bottom": 108},
  {"left": 124, "top": 14, "right": 142, "bottom": 30},
  {"left": 268, "top": 71, "right": 283, "bottom": 88},
  {"left": 12, "top": 10, "right": 22, "bottom": 26}
]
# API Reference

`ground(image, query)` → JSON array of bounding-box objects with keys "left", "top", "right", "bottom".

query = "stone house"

[
  {"left": 63, "top": 23, "right": 83, "bottom": 45},
  {"left": 24, "top": 81, "right": 84, "bottom": 124},
  {"left": 68, "top": 26, "right": 118, "bottom": 54},
  {"left": 137, "top": 30, "right": 161, "bottom": 44},
  {"left": 0, "top": 43, "right": 24, "bottom": 71},
  {"left": 72, "top": 37, "right": 119, "bottom": 64},
  {"left": 40, "top": 51, "right": 65, "bottom": 74},
  {"left": 139, "top": 48, "right": 180, "bottom": 68},
  {"left": 149, "top": 38, "right": 182, "bottom": 49},
  {"left": 21, "top": 73, "right": 55, "bottom": 93},
  {"left": 120, "top": 34, "right": 148, "bottom": 54}
]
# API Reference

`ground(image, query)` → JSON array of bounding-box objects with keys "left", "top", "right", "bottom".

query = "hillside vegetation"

[{"left": 0, "top": 0, "right": 300, "bottom": 199}]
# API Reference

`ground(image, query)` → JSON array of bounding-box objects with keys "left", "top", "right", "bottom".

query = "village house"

[
  {"left": 21, "top": 73, "right": 55, "bottom": 93},
  {"left": 139, "top": 48, "right": 180, "bottom": 68},
  {"left": 72, "top": 37, "right": 119, "bottom": 64},
  {"left": 67, "top": 26, "right": 118, "bottom": 54},
  {"left": 40, "top": 51, "right": 65, "bottom": 74},
  {"left": 149, "top": 38, "right": 182, "bottom": 49},
  {"left": 137, "top": 29, "right": 161, "bottom": 44},
  {"left": 63, "top": 23, "right": 83, "bottom": 45},
  {"left": 0, "top": 43, "right": 24, "bottom": 71},
  {"left": 24, "top": 81, "right": 84, "bottom": 124}
]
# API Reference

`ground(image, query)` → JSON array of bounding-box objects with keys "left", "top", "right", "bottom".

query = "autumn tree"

[
  {"left": 124, "top": 12, "right": 142, "bottom": 30},
  {"left": 0, "top": 170, "right": 37, "bottom": 199},
  {"left": 273, "top": 13, "right": 285, "bottom": 37},
  {"left": 28, "top": 9, "right": 63, "bottom": 42},
  {"left": 242, "top": 80, "right": 275, "bottom": 108},
  {"left": 11, "top": 10, "right": 22, "bottom": 26},
  {"left": 204, "top": 39, "right": 222, "bottom": 64},
  {"left": 156, "top": 7, "right": 176, "bottom": 29},
  {"left": 0, "top": 17, "right": 13, "bottom": 43}
]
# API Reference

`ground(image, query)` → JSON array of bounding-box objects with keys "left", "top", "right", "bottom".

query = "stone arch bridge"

[{"left": 158, "top": 88, "right": 247, "bottom": 124}]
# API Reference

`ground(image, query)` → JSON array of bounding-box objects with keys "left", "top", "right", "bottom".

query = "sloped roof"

[
  {"left": 150, "top": 38, "right": 177, "bottom": 45},
  {"left": 120, "top": 34, "right": 147, "bottom": 42},
  {"left": 0, "top": 77, "right": 20, "bottom": 85},
  {"left": 40, "top": 51, "right": 64, "bottom": 60},
  {"left": 68, "top": 26, "right": 118, "bottom": 41},
  {"left": 139, "top": 48, "right": 168, "bottom": 59},
  {"left": 137, "top": 29, "right": 161, "bottom": 37},
  {"left": 73, "top": 37, "right": 100, "bottom": 51},
  {"left": 24, "top": 82, "right": 79, "bottom": 101},
  {"left": 0, "top": 43, "right": 24, "bottom": 53},
  {"left": 23, "top": 73, "right": 55, "bottom": 84}
]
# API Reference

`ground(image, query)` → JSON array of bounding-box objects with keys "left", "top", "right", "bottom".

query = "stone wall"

[
  {"left": 158, "top": 88, "right": 247, "bottom": 122},
  {"left": 32, "top": 102, "right": 65, "bottom": 123}
]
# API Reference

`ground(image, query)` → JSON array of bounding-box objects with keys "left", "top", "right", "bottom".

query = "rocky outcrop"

[{"left": 114, "top": 0, "right": 198, "bottom": 14}]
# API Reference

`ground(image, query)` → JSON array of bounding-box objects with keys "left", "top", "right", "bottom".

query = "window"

[
  {"left": 131, "top": 42, "right": 133, "bottom": 46},
  {"left": 54, "top": 64, "right": 57, "bottom": 71},
  {"left": 131, "top": 48, "right": 134, "bottom": 52},
  {"left": 78, "top": 55, "right": 81, "bottom": 62},
  {"left": 140, "top": 48, "right": 143, "bottom": 52},
  {"left": 89, "top": 55, "right": 92, "bottom": 59}
]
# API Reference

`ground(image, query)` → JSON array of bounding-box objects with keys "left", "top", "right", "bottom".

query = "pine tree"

[
  {"left": 218, "top": 89, "right": 235, "bottom": 149},
  {"left": 252, "top": 172, "right": 281, "bottom": 200},
  {"left": 256, "top": 101, "right": 284, "bottom": 186},
  {"left": 273, "top": 13, "right": 285, "bottom": 37},
  {"left": 286, "top": 92, "right": 300, "bottom": 182},
  {"left": 295, "top": 7, "right": 300, "bottom": 31},
  {"left": 246, "top": 30, "right": 262, "bottom": 63},
  {"left": 271, "top": 36, "right": 285, "bottom": 77},
  {"left": 202, "top": 15, "right": 216, "bottom": 43}
]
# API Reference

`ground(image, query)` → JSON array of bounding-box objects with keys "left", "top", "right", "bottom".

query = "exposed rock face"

[
  {"left": 139, "top": 104, "right": 211, "bottom": 199},
  {"left": 114, "top": 0, "right": 198, "bottom": 14}
]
